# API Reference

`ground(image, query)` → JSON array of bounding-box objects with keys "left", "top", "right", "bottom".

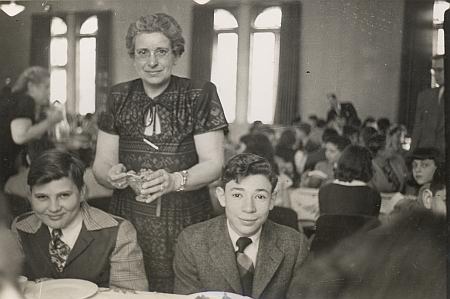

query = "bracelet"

[
  {"left": 174, "top": 172, "right": 183, "bottom": 190},
  {"left": 176, "top": 170, "right": 188, "bottom": 192}
]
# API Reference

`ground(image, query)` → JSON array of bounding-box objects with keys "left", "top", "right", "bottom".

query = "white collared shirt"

[
  {"left": 226, "top": 220, "right": 261, "bottom": 265},
  {"left": 48, "top": 213, "right": 83, "bottom": 250},
  {"left": 333, "top": 179, "right": 367, "bottom": 186}
]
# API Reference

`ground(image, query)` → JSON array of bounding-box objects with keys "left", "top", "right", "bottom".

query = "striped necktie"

[
  {"left": 49, "top": 229, "right": 71, "bottom": 272},
  {"left": 236, "top": 237, "right": 254, "bottom": 297}
]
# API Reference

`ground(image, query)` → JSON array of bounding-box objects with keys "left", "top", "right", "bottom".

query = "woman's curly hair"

[{"left": 126, "top": 13, "right": 185, "bottom": 58}]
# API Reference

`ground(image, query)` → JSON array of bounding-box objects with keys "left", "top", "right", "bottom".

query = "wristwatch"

[{"left": 176, "top": 170, "right": 188, "bottom": 192}]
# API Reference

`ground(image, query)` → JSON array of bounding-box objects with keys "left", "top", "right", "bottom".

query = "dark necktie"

[
  {"left": 236, "top": 237, "right": 254, "bottom": 297},
  {"left": 48, "top": 229, "right": 71, "bottom": 272}
]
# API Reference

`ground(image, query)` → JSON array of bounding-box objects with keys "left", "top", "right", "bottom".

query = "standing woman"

[
  {"left": 9, "top": 67, "right": 63, "bottom": 167},
  {"left": 93, "top": 13, "right": 227, "bottom": 292}
]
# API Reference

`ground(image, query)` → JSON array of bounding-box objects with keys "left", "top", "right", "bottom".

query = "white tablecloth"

[
  {"left": 24, "top": 281, "right": 194, "bottom": 299},
  {"left": 94, "top": 289, "right": 192, "bottom": 299},
  {"left": 289, "top": 188, "right": 398, "bottom": 226}
]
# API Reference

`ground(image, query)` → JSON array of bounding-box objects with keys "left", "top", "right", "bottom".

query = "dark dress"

[
  {"left": 0, "top": 91, "right": 18, "bottom": 186},
  {"left": 319, "top": 183, "right": 381, "bottom": 217},
  {"left": 7, "top": 94, "right": 53, "bottom": 167},
  {"left": 98, "top": 76, "right": 228, "bottom": 292}
]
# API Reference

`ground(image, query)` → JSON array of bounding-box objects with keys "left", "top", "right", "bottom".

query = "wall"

[
  {"left": 299, "top": 0, "right": 405, "bottom": 123},
  {"left": 0, "top": 0, "right": 193, "bottom": 86},
  {"left": 0, "top": 0, "right": 405, "bottom": 126}
]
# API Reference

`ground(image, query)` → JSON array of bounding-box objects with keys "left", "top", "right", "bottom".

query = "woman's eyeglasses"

[{"left": 135, "top": 47, "right": 170, "bottom": 60}]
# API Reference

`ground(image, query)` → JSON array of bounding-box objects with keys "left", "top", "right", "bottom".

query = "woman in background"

[
  {"left": 302, "top": 134, "right": 350, "bottom": 188},
  {"left": 93, "top": 13, "right": 227, "bottom": 292},
  {"left": 10, "top": 67, "right": 63, "bottom": 150},
  {"left": 368, "top": 133, "right": 408, "bottom": 193},
  {"left": 274, "top": 128, "right": 301, "bottom": 186},
  {"left": 319, "top": 145, "right": 381, "bottom": 217},
  {"left": 404, "top": 147, "right": 442, "bottom": 196},
  {"left": 2, "top": 67, "right": 62, "bottom": 187}
]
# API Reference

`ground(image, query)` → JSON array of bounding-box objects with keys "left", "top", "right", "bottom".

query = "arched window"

[
  {"left": 214, "top": 9, "right": 238, "bottom": 30},
  {"left": 49, "top": 15, "right": 99, "bottom": 114},
  {"left": 211, "top": 9, "right": 239, "bottom": 122},
  {"left": 80, "top": 16, "right": 98, "bottom": 34},
  {"left": 78, "top": 16, "right": 98, "bottom": 115},
  {"left": 50, "top": 17, "right": 68, "bottom": 104},
  {"left": 50, "top": 17, "right": 67, "bottom": 35},
  {"left": 248, "top": 7, "right": 282, "bottom": 123},
  {"left": 253, "top": 7, "right": 282, "bottom": 29}
]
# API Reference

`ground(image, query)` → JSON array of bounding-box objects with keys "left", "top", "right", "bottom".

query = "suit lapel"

[
  {"left": 252, "top": 222, "right": 284, "bottom": 299},
  {"left": 65, "top": 224, "right": 94, "bottom": 267},
  {"left": 31, "top": 225, "right": 57, "bottom": 274},
  {"left": 208, "top": 216, "right": 242, "bottom": 294}
]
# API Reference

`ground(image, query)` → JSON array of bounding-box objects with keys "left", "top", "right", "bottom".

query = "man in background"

[{"left": 410, "top": 55, "right": 445, "bottom": 155}]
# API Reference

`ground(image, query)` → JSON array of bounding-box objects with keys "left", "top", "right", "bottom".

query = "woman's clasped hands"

[{"left": 107, "top": 164, "right": 180, "bottom": 204}]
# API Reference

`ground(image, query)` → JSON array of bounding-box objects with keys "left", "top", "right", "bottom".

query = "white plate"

[
  {"left": 25, "top": 279, "right": 98, "bottom": 299},
  {"left": 190, "top": 291, "right": 252, "bottom": 299}
]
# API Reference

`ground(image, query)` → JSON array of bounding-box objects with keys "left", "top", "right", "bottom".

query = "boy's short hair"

[
  {"left": 222, "top": 153, "right": 278, "bottom": 192},
  {"left": 28, "top": 149, "right": 86, "bottom": 191}
]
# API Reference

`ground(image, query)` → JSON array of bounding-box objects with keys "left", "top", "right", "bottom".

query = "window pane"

[
  {"left": 211, "top": 33, "right": 238, "bottom": 123},
  {"left": 433, "top": 1, "right": 449, "bottom": 24},
  {"left": 80, "top": 16, "right": 98, "bottom": 35},
  {"left": 214, "top": 9, "right": 238, "bottom": 30},
  {"left": 51, "top": 17, "right": 67, "bottom": 35},
  {"left": 50, "top": 37, "right": 67, "bottom": 66},
  {"left": 248, "top": 32, "right": 277, "bottom": 124},
  {"left": 254, "top": 7, "right": 282, "bottom": 29},
  {"left": 437, "top": 28, "right": 445, "bottom": 55},
  {"left": 50, "top": 69, "right": 67, "bottom": 104},
  {"left": 79, "top": 37, "right": 96, "bottom": 114}
]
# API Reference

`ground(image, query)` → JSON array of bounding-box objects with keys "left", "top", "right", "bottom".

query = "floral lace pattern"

[{"left": 98, "top": 76, "right": 228, "bottom": 292}]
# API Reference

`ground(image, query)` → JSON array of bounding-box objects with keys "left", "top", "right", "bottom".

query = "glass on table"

[{"left": 126, "top": 170, "right": 153, "bottom": 203}]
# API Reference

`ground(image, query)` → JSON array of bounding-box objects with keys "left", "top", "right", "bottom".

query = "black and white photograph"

[{"left": 0, "top": 0, "right": 447, "bottom": 298}]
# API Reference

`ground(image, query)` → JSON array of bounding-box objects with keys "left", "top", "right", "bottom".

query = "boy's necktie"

[
  {"left": 48, "top": 228, "right": 71, "bottom": 272},
  {"left": 236, "top": 237, "right": 254, "bottom": 297}
]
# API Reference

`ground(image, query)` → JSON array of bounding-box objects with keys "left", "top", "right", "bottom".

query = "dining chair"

[{"left": 309, "top": 214, "right": 380, "bottom": 257}]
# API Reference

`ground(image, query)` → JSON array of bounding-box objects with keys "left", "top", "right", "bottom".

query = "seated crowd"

[
  {"left": 0, "top": 10, "right": 444, "bottom": 298},
  {"left": 0, "top": 103, "right": 446, "bottom": 298}
]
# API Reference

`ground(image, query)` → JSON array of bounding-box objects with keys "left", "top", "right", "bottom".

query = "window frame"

[
  {"left": 211, "top": 8, "right": 239, "bottom": 123},
  {"left": 210, "top": 5, "right": 283, "bottom": 124},
  {"left": 33, "top": 11, "right": 110, "bottom": 115},
  {"left": 247, "top": 6, "right": 281, "bottom": 123}
]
